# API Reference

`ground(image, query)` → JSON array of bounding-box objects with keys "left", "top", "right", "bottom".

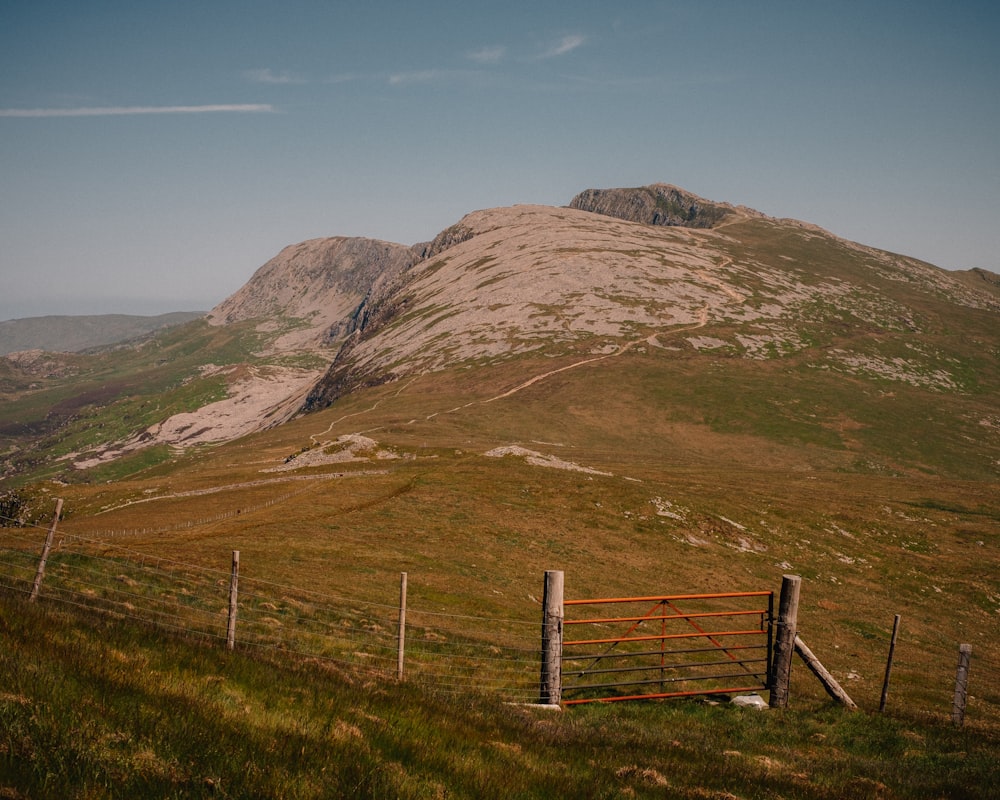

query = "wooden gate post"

[
  {"left": 539, "top": 570, "right": 564, "bottom": 705},
  {"left": 226, "top": 550, "right": 239, "bottom": 651},
  {"left": 29, "top": 499, "right": 63, "bottom": 602},
  {"left": 769, "top": 574, "right": 801, "bottom": 708},
  {"left": 952, "top": 643, "right": 972, "bottom": 726}
]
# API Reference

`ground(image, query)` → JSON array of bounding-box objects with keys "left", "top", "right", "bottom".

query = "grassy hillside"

[
  {"left": 0, "top": 318, "right": 330, "bottom": 488},
  {"left": 2, "top": 592, "right": 999, "bottom": 799},
  {"left": 6, "top": 352, "right": 997, "bottom": 714}
]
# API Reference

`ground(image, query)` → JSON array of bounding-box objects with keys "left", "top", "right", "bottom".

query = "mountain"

[
  {"left": 303, "top": 189, "right": 999, "bottom": 455},
  {"left": 1, "top": 184, "right": 998, "bottom": 484},
  {"left": 0, "top": 312, "right": 205, "bottom": 356}
]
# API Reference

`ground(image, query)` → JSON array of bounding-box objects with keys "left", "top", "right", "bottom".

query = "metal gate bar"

[
  {"left": 563, "top": 655, "right": 769, "bottom": 678},
  {"left": 564, "top": 591, "right": 774, "bottom": 605},
  {"left": 562, "top": 685, "right": 767, "bottom": 706},
  {"left": 564, "top": 628, "right": 766, "bottom": 647},
  {"left": 564, "top": 608, "right": 767, "bottom": 626},
  {"left": 573, "top": 670, "right": 768, "bottom": 692},
  {"left": 564, "top": 643, "right": 766, "bottom": 662}
]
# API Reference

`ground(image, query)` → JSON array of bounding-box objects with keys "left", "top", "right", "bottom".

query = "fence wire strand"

[
  {"left": 4, "top": 515, "right": 994, "bottom": 713},
  {"left": 0, "top": 529, "right": 540, "bottom": 703}
]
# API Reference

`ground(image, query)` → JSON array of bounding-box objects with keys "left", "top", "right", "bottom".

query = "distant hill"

[{"left": 0, "top": 312, "right": 205, "bottom": 355}]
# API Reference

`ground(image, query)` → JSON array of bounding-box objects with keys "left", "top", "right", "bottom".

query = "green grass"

[
  {"left": 12, "top": 386, "right": 997, "bottom": 717},
  {"left": 78, "top": 445, "right": 177, "bottom": 484},
  {"left": 2, "top": 593, "right": 998, "bottom": 800},
  {"left": 0, "top": 319, "right": 293, "bottom": 486}
]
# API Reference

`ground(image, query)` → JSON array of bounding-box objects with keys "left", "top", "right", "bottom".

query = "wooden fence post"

[
  {"left": 29, "top": 498, "right": 63, "bottom": 602},
  {"left": 768, "top": 574, "right": 801, "bottom": 709},
  {"left": 539, "top": 570, "right": 564, "bottom": 706},
  {"left": 880, "top": 614, "right": 901, "bottom": 713},
  {"left": 952, "top": 643, "right": 972, "bottom": 726},
  {"left": 397, "top": 572, "right": 408, "bottom": 681},
  {"left": 227, "top": 550, "right": 239, "bottom": 651}
]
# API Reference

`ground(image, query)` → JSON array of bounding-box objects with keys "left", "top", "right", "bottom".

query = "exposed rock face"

[
  {"left": 569, "top": 183, "right": 742, "bottom": 229},
  {"left": 302, "top": 201, "right": 762, "bottom": 410},
  {"left": 418, "top": 222, "right": 476, "bottom": 261},
  {"left": 969, "top": 267, "right": 1000, "bottom": 289},
  {"left": 208, "top": 236, "right": 420, "bottom": 349}
]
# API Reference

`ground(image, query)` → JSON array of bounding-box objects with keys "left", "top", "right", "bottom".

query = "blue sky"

[{"left": 2, "top": 1, "right": 998, "bottom": 320}]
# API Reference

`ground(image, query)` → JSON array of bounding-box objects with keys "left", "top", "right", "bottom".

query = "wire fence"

[
  {"left": 0, "top": 517, "right": 542, "bottom": 704},
  {"left": 1, "top": 509, "right": 997, "bottom": 722}
]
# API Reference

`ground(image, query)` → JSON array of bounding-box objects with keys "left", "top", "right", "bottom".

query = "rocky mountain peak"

[
  {"left": 208, "top": 236, "right": 420, "bottom": 349},
  {"left": 569, "top": 183, "right": 751, "bottom": 229}
]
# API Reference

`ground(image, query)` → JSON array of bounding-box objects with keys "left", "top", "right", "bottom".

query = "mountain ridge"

[
  {"left": 302, "top": 194, "right": 999, "bottom": 412},
  {"left": 2, "top": 183, "right": 998, "bottom": 482}
]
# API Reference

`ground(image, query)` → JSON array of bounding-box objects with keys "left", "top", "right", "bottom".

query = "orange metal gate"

[{"left": 561, "top": 591, "right": 774, "bottom": 706}]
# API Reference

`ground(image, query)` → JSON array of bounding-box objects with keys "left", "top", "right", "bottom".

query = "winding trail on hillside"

[
  {"left": 421, "top": 304, "right": 713, "bottom": 420},
  {"left": 308, "top": 377, "right": 420, "bottom": 443},
  {"left": 455, "top": 259, "right": 741, "bottom": 409},
  {"left": 479, "top": 308, "right": 710, "bottom": 406},
  {"left": 315, "top": 256, "right": 745, "bottom": 428},
  {"left": 91, "top": 470, "right": 388, "bottom": 517}
]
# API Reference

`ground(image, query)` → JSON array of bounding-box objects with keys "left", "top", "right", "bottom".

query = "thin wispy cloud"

[
  {"left": 537, "top": 34, "right": 587, "bottom": 59},
  {"left": 0, "top": 104, "right": 274, "bottom": 118},
  {"left": 467, "top": 45, "right": 506, "bottom": 64},
  {"left": 244, "top": 68, "right": 306, "bottom": 85},
  {"left": 386, "top": 68, "right": 502, "bottom": 89}
]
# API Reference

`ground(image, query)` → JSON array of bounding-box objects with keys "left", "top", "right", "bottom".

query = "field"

[
  {"left": 2, "top": 594, "right": 999, "bottom": 799},
  {"left": 2, "top": 343, "right": 998, "bottom": 797}
]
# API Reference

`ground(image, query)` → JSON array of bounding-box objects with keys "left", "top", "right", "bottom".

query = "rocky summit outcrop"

[
  {"left": 568, "top": 183, "right": 745, "bottom": 229},
  {"left": 208, "top": 236, "right": 422, "bottom": 349}
]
